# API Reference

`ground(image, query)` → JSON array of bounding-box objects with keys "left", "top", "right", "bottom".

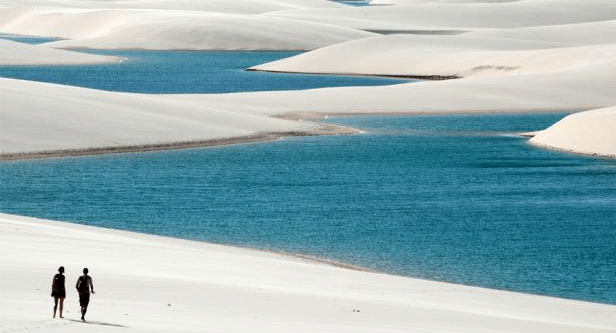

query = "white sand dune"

[
  {"left": 251, "top": 35, "right": 616, "bottom": 78},
  {"left": 2, "top": 213, "right": 616, "bottom": 333},
  {"left": 266, "top": 0, "right": 616, "bottom": 31},
  {"left": 530, "top": 106, "right": 616, "bottom": 158},
  {"left": 0, "top": 78, "right": 316, "bottom": 157},
  {"left": 0, "top": 7, "right": 131, "bottom": 40},
  {"left": 468, "top": 20, "right": 616, "bottom": 46},
  {"left": 0, "top": 0, "right": 343, "bottom": 13},
  {"left": 0, "top": 39, "right": 118, "bottom": 65},
  {"left": 43, "top": 11, "right": 375, "bottom": 51},
  {"left": 163, "top": 58, "right": 616, "bottom": 117},
  {"left": 0, "top": 5, "right": 372, "bottom": 51}
]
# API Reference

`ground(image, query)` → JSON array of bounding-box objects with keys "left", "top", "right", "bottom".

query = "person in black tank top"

[{"left": 51, "top": 266, "right": 66, "bottom": 318}]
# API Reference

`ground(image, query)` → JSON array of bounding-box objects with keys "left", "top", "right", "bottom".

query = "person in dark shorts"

[
  {"left": 76, "top": 268, "right": 95, "bottom": 321},
  {"left": 51, "top": 266, "right": 66, "bottom": 318}
]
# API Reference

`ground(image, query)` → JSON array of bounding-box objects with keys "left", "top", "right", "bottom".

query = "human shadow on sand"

[{"left": 66, "top": 318, "right": 127, "bottom": 328}]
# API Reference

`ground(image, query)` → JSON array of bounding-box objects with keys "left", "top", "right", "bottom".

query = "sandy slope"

[
  {"left": 0, "top": 5, "right": 372, "bottom": 51},
  {"left": 530, "top": 106, "right": 616, "bottom": 158},
  {"left": 162, "top": 62, "right": 616, "bottom": 116},
  {"left": 0, "top": 0, "right": 343, "bottom": 13},
  {"left": 2, "top": 213, "right": 616, "bottom": 333},
  {"left": 0, "top": 39, "right": 118, "bottom": 65},
  {"left": 266, "top": 0, "right": 616, "bottom": 31},
  {"left": 43, "top": 11, "right": 375, "bottom": 51},
  {"left": 0, "top": 78, "right": 317, "bottom": 157},
  {"left": 467, "top": 20, "right": 616, "bottom": 46},
  {"left": 251, "top": 35, "right": 615, "bottom": 78}
]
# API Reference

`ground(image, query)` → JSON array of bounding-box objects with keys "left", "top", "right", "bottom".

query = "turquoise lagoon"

[
  {"left": 0, "top": 49, "right": 409, "bottom": 93},
  {"left": 1, "top": 46, "right": 615, "bottom": 305}
]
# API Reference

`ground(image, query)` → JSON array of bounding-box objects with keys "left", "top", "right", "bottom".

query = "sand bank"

[
  {"left": 251, "top": 36, "right": 615, "bottom": 78},
  {"left": 1, "top": 213, "right": 616, "bottom": 333},
  {"left": 529, "top": 106, "right": 616, "bottom": 158},
  {"left": 0, "top": 77, "right": 324, "bottom": 158},
  {"left": 0, "top": 39, "right": 119, "bottom": 65}
]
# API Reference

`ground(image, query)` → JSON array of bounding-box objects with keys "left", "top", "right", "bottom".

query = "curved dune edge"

[
  {"left": 0, "top": 124, "right": 358, "bottom": 161},
  {"left": 529, "top": 107, "right": 616, "bottom": 159},
  {"left": 2, "top": 212, "right": 616, "bottom": 333},
  {"left": 0, "top": 39, "right": 120, "bottom": 65},
  {"left": 0, "top": 77, "right": 321, "bottom": 156},
  {"left": 0, "top": 132, "right": 305, "bottom": 161},
  {"left": 251, "top": 36, "right": 616, "bottom": 79}
]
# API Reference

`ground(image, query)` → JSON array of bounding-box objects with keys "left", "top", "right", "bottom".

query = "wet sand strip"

[{"left": 0, "top": 123, "right": 359, "bottom": 161}]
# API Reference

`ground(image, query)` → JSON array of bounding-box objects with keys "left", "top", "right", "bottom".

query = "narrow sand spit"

[
  {"left": 0, "top": 78, "right": 318, "bottom": 158},
  {"left": 1, "top": 213, "right": 616, "bottom": 333}
]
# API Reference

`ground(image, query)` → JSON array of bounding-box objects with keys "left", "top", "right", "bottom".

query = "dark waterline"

[
  {"left": 0, "top": 49, "right": 410, "bottom": 93},
  {"left": 2, "top": 114, "right": 615, "bottom": 305}
]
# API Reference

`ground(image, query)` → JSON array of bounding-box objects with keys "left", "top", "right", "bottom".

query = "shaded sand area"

[
  {"left": 1, "top": 0, "right": 616, "bottom": 331},
  {"left": 2, "top": 213, "right": 616, "bottom": 333}
]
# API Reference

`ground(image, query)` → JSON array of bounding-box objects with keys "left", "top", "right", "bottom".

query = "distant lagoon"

[
  {"left": 333, "top": 0, "right": 372, "bottom": 7},
  {"left": 1, "top": 41, "right": 615, "bottom": 305},
  {"left": 0, "top": 48, "right": 410, "bottom": 93}
]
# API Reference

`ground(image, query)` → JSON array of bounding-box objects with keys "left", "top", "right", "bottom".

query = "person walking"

[
  {"left": 76, "top": 268, "right": 95, "bottom": 321},
  {"left": 51, "top": 266, "right": 66, "bottom": 318}
]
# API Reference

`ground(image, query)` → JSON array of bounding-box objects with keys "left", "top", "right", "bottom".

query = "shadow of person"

[{"left": 66, "top": 318, "right": 127, "bottom": 328}]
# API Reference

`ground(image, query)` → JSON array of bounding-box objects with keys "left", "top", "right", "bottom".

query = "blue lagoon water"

[
  {"left": 333, "top": 0, "right": 372, "bottom": 6},
  {"left": 1, "top": 43, "right": 615, "bottom": 304},
  {"left": 0, "top": 34, "right": 62, "bottom": 44},
  {"left": 0, "top": 49, "right": 409, "bottom": 93},
  {"left": 2, "top": 114, "right": 616, "bottom": 305}
]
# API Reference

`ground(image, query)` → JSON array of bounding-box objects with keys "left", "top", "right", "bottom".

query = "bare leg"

[
  {"left": 53, "top": 297, "right": 58, "bottom": 318},
  {"left": 59, "top": 298, "right": 64, "bottom": 318},
  {"left": 81, "top": 306, "right": 87, "bottom": 321}
]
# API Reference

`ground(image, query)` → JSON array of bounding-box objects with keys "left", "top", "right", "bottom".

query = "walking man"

[{"left": 76, "top": 268, "right": 95, "bottom": 321}]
